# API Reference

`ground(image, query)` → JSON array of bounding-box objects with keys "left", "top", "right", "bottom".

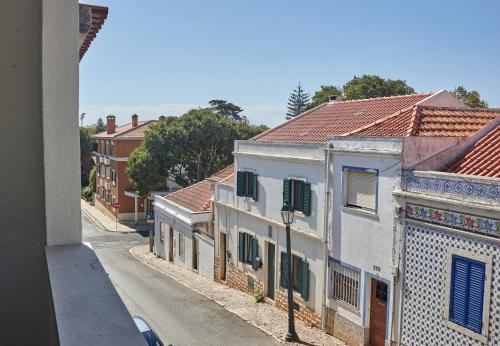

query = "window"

[
  {"left": 111, "top": 169, "right": 116, "bottom": 185},
  {"left": 283, "top": 178, "right": 311, "bottom": 216},
  {"left": 111, "top": 196, "right": 115, "bottom": 207},
  {"left": 280, "top": 252, "right": 309, "bottom": 301},
  {"left": 448, "top": 255, "right": 485, "bottom": 333},
  {"left": 236, "top": 171, "right": 258, "bottom": 201},
  {"left": 344, "top": 167, "right": 377, "bottom": 212},
  {"left": 159, "top": 222, "right": 165, "bottom": 243},
  {"left": 106, "top": 167, "right": 111, "bottom": 180},
  {"left": 238, "top": 232, "right": 259, "bottom": 270},
  {"left": 178, "top": 233, "right": 185, "bottom": 260},
  {"left": 330, "top": 260, "right": 360, "bottom": 309}
]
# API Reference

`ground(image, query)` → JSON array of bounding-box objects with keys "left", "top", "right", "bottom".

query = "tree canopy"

[
  {"left": 209, "top": 100, "right": 244, "bottom": 121},
  {"left": 286, "top": 82, "right": 310, "bottom": 119},
  {"left": 343, "top": 75, "right": 415, "bottom": 100},
  {"left": 95, "top": 118, "right": 106, "bottom": 133},
  {"left": 307, "top": 85, "right": 342, "bottom": 110},
  {"left": 80, "top": 127, "right": 93, "bottom": 164},
  {"left": 451, "top": 86, "right": 488, "bottom": 108},
  {"left": 127, "top": 109, "right": 268, "bottom": 196}
]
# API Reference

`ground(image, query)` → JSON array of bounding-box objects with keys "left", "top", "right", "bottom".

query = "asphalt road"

[{"left": 82, "top": 215, "right": 279, "bottom": 346}]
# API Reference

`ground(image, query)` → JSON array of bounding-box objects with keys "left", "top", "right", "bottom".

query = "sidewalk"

[
  {"left": 81, "top": 199, "right": 150, "bottom": 233},
  {"left": 130, "top": 245, "right": 345, "bottom": 346}
]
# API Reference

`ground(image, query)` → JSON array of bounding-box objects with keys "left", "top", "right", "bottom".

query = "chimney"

[
  {"left": 106, "top": 115, "right": 116, "bottom": 134},
  {"left": 131, "top": 114, "right": 139, "bottom": 127},
  {"left": 329, "top": 95, "right": 344, "bottom": 103}
]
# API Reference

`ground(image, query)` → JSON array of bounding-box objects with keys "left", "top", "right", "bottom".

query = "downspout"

[{"left": 321, "top": 145, "right": 331, "bottom": 330}]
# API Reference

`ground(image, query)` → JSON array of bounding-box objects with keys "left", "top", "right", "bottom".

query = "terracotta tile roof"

[
  {"left": 79, "top": 4, "right": 108, "bottom": 61},
  {"left": 448, "top": 122, "right": 500, "bottom": 178},
  {"left": 165, "top": 164, "right": 234, "bottom": 212},
  {"left": 94, "top": 120, "right": 157, "bottom": 140},
  {"left": 219, "top": 173, "right": 235, "bottom": 187},
  {"left": 252, "top": 93, "right": 434, "bottom": 143},
  {"left": 351, "top": 106, "right": 500, "bottom": 137}
]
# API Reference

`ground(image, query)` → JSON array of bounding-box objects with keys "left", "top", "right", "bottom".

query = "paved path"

[{"left": 83, "top": 214, "right": 279, "bottom": 346}]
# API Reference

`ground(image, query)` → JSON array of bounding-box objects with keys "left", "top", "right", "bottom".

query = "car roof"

[{"left": 132, "top": 316, "right": 151, "bottom": 333}]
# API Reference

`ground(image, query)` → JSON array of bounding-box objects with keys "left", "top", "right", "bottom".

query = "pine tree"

[{"left": 286, "top": 82, "right": 310, "bottom": 119}]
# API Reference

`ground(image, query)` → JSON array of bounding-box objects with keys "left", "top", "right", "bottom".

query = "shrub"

[
  {"left": 81, "top": 186, "right": 92, "bottom": 201},
  {"left": 254, "top": 290, "right": 264, "bottom": 303}
]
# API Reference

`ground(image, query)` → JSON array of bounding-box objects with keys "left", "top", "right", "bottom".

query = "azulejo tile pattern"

[
  {"left": 407, "top": 203, "right": 500, "bottom": 238},
  {"left": 402, "top": 223, "right": 500, "bottom": 345},
  {"left": 404, "top": 172, "right": 500, "bottom": 203}
]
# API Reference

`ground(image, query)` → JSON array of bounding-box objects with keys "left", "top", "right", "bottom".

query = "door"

[
  {"left": 192, "top": 235, "right": 198, "bottom": 270},
  {"left": 267, "top": 242, "right": 275, "bottom": 299},
  {"left": 370, "top": 279, "right": 388, "bottom": 346},
  {"left": 220, "top": 233, "right": 227, "bottom": 280},
  {"left": 168, "top": 227, "right": 174, "bottom": 262}
]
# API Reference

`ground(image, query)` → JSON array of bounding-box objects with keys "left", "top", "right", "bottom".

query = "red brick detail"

[
  {"left": 274, "top": 289, "right": 321, "bottom": 328},
  {"left": 226, "top": 264, "right": 263, "bottom": 295}
]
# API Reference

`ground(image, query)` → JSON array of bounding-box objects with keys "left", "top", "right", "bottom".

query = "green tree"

[
  {"left": 307, "top": 85, "right": 343, "bottom": 109},
  {"left": 127, "top": 109, "right": 267, "bottom": 193},
  {"left": 451, "top": 86, "right": 488, "bottom": 108},
  {"left": 80, "top": 127, "right": 93, "bottom": 164},
  {"left": 286, "top": 82, "right": 310, "bottom": 119},
  {"left": 88, "top": 165, "right": 96, "bottom": 193},
  {"left": 343, "top": 75, "right": 415, "bottom": 101},
  {"left": 95, "top": 117, "right": 106, "bottom": 133},
  {"left": 209, "top": 100, "right": 244, "bottom": 121}
]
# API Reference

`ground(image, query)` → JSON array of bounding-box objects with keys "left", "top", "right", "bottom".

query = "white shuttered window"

[{"left": 345, "top": 169, "right": 377, "bottom": 211}]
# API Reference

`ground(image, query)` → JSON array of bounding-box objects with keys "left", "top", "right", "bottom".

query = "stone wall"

[
  {"left": 324, "top": 307, "right": 366, "bottom": 346},
  {"left": 275, "top": 288, "right": 321, "bottom": 328},
  {"left": 226, "top": 263, "right": 264, "bottom": 295}
]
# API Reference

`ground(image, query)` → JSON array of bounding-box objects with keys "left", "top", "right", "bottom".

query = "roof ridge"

[
  {"left": 406, "top": 105, "right": 422, "bottom": 136},
  {"left": 418, "top": 105, "right": 500, "bottom": 112},
  {"left": 251, "top": 103, "right": 329, "bottom": 141},
  {"left": 114, "top": 120, "right": 156, "bottom": 138},
  {"left": 341, "top": 105, "right": 416, "bottom": 136},
  {"left": 325, "top": 92, "right": 434, "bottom": 105}
]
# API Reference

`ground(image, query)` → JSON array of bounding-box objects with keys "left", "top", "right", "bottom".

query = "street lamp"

[{"left": 280, "top": 200, "right": 298, "bottom": 342}]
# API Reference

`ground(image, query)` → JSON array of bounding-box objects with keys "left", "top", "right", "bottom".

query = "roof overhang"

[
  {"left": 153, "top": 195, "right": 211, "bottom": 227},
  {"left": 79, "top": 3, "right": 108, "bottom": 61}
]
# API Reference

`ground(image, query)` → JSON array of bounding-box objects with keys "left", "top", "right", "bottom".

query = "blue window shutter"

[
  {"left": 467, "top": 261, "right": 485, "bottom": 333},
  {"left": 236, "top": 171, "right": 245, "bottom": 196},
  {"left": 449, "top": 255, "right": 485, "bottom": 333}
]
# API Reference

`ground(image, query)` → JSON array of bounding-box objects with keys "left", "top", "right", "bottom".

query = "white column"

[{"left": 134, "top": 196, "right": 138, "bottom": 224}]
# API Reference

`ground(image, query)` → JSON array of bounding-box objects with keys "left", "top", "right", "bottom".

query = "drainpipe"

[{"left": 321, "top": 146, "right": 331, "bottom": 330}]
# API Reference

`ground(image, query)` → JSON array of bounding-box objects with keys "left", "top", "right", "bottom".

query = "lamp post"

[{"left": 281, "top": 200, "right": 298, "bottom": 342}]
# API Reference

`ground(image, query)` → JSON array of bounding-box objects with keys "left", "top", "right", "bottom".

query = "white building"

[
  {"left": 154, "top": 166, "right": 234, "bottom": 280},
  {"left": 213, "top": 91, "right": 476, "bottom": 333}
]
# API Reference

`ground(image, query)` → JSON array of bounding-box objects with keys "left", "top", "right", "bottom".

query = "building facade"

[{"left": 94, "top": 114, "right": 157, "bottom": 222}]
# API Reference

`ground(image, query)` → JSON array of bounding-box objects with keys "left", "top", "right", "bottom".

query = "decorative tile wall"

[
  {"left": 403, "top": 172, "right": 500, "bottom": 204},
  {"left": 401, "top": 222, "right": 500, "bottom": 345},
  {"left": 406, "top": 203, "right": 500, "bottom": 238}
]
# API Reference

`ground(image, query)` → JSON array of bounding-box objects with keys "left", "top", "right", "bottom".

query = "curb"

[
  {"left": 128, "top": 246, "right": 288, "bottom": 345},
  {"left": 81, "top": 201, "right": 139, "bottom": 234}
]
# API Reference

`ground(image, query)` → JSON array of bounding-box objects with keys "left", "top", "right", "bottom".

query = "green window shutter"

[
  {"left": 302, "top": 182, "right": 311, "bottom": 216},
  {"left": 236, "top": 171, "right": 245, "bottom": 196},
  {"left": 283, "top": 179, "right": 291, "bottom": 205},
  {"left": 280, "top": 251, "right": 288, "bottom": 288},
  {"left": 298, "top": 259, "right": 310, "bottom": 301},
  {"left": 252, "top": 174, "right": 258, "bottom": 201},
  {"left": 251, "top": 237, "right": 259, "bottom": 270},
  {"left": 246, "top": 172, "right": 253, "bottom": 197},
  {"left": 238, "top": 232, "right": 245, "bottom": 263}
]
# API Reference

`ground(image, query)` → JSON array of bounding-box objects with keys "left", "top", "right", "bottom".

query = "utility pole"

[{"left": 80, "top": 112, "right": 86, "bottom": 127}]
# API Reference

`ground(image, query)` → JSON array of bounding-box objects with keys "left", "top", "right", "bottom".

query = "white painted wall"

[
  {"left": 327, "top": 137, "right": 403, "bottom": 340},
  {"left": 43, "top": 0, "right": 81, "bottom": 245},
  {"left": 196, "top": 234, "right": 214, "bottom": 280}
]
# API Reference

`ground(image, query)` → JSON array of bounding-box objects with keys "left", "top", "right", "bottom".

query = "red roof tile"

[
  {"left": 94, "top": 120, "right": 157, "bottom": 140},
  {"left": 79, "top": 4, "right": 108, "bottom": 61},
  {"left": 448, "top": 123, "right": 500, "bottom": 178},
  {"left": 253, "top": 93, "right": 433, "bottom": 143},
  {"left": 351, "top": 106, "right": 500, "bottom": 137},
  {"left": 165, "top": 164, "right": 234, "bottom": 212}
]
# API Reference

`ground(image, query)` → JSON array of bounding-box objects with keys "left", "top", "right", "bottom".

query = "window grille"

[{"left": 330, "top": 260, "right": 360, "bottom": 309}]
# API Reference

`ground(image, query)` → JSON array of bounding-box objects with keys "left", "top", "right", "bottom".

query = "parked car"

[{"left": 132, "top": 315, "right": 164, "bottom": 346}]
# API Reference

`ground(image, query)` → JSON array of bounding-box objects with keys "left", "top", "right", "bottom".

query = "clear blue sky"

[{"left": 80, "top": 0, "right": 500, "bottom": 127}]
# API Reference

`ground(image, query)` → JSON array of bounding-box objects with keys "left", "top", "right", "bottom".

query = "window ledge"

[
  {"left": 442, "top": 319, "right": 488, "bottom": 344},
  {"left": 46, "top": 243, "right": 146, "bottom": 346},
  {"left": 342, "top": 206, "right": 379, "bottom": 220}
]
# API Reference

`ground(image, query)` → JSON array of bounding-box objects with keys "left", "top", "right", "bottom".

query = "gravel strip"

[{"left": 130, "top": 245, "right": 345, "bottom": 346}]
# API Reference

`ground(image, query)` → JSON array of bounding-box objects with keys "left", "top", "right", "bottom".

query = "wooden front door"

[
  {"left": 220, "top": 233, "right": 227, "bottom": 280},
  {"left": 168, "top": 227, "right": 174, "bottom": 262},
  {"left": 267, "top": 242, "right": 275, "bottom": 299},
  {"left": 370, "top": 279, "right": 388, "bottom": 346}
]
